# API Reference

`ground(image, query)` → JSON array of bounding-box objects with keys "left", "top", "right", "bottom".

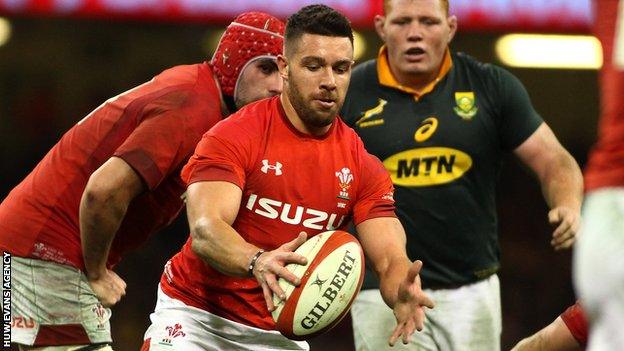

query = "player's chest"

[
  {"left": 242, "top": 139, "right": 359, "bottom": 229},
  {"left": 352, "top": 91, "right": 498, "bottom": 160},
  {"left": 350, "top": 90, "right": 500, "bottom": 187}
]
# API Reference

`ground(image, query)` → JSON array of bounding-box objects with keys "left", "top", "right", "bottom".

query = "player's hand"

[
  {"left": 87, "top": 269, "right": 127, "bottom": 307},
  {"left": 548, "top": 206, "right": 581, "bottom": 251},
  {"left": 252, "top": 231, "right": 308, "bottom": 312},
  {"left": 389, "top": 260, "right": 434, "bottom": 347}
]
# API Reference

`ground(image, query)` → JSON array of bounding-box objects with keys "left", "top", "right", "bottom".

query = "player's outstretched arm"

[
  {"left": 514, "top": 123, "right": 583, "bottom": 251},
  {"left": 356, "top": 217, "right": 434, "bottom": 346},
  {"left": 80, "top": 156, "right": 143, "bottom": 307},
  {"left": 186, "top": 180, "right": 307, "bottom": 312},
  {"left": 511, "top": 317, "right": 582, "bottom": 351}
]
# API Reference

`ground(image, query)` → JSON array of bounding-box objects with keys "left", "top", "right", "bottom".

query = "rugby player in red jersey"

[
  {"left": 575, "top": 0, "right": 624, "bottom": 350},
  {"left": 0, "top": 12, "right": 285, "bottom": 349},
  {"left": 142, "top": 4, "right": 434, "bottom": 351},
  {"left": 517, "top": 1, "right": 624, "bottom": 350}
]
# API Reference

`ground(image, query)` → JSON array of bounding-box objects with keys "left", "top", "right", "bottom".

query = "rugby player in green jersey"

[{"left": 340, "top": 0, "right": 583, "bottom": 350}]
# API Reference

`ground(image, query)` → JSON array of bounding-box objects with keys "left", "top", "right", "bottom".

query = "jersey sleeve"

[
  {"left": 181, "top": 119, "right": 253, "bottom": 190},
  {"left": 352, "top": 152, "right": 396, "bottom": 225},
  {"left": 560, "top": 301, "right": 588, "bottom": 347},
  {"left": 114, "top": 88, "right": 219, "bottom": 190},
  {"left": 493, "top": 67, "right": 544, "bottom": 150}
]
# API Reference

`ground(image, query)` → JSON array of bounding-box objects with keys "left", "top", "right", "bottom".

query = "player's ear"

[
  {"left": 447, "top": 15, "right": 458, "bottom": 43},
  {"left": 374, "top": 15, "right": 387, "bottom": 42},
  {"left": 277, "top": 55, "right": 289, "bottom": 81}
]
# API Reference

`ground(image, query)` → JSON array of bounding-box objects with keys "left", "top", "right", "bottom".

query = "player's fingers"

[
  {"left": 119, "top": 277, "right": 127, "bottom": 290},
  {"left": 388, "top": 324, "right": 403, "bottom": 347},
  {"left": 406, "top": 260, "right": 423, "bottom": 283},
  {"left": 274, "top": 265, "right": 301, "bottom": 286},
  {"left": 552, "top": 219, "right": 573, "bottom": 239},
  {"left": 260, "top": 281, "right": 276, "bottom": 312},
  {"left": 277, "top": 251, "right": 308, "bottom": 266},
  {"left": 100, "top": 298, "right": 113, "bottom": 308},
  {"left": 548, "top": 209, "right": 562, "bottom": 225},
  {"left": 110, "top": 269, "right": 124, "bottom": 283},
  {"left": 402, "top": 319, "right": 416, "bottom": 345},
  {"left": 553, "top": 229, "right": 575, "bottom": 247},
  {"left": 110, "top": 295, "right": 121, "bottom": 306},
  {"left": 102, "top": 293, "right": 118, "bottom": 308},
  {"left": 414, "top": 309, "right": 426, "bottom": 331},
  {"left": 112, "top": 280, "right": 126, "bottom": 296},
  {"left": 554, "top": 235, "right": 576, "bottom": 251},
  {"left": 107, "top": 270, "right": 126, "bottom": 292},
  {"left": 281, "top": 232, "right": 307, "bottom": 252},
  {"left": 112, "top": 276, "right": 125, "bottom": 292},
  {"left": 552, "top": 223, "right": 575, "bottom": 247},
  {"left": 571, "top": 218, "right": 581, "bottom": 237},
  {"left": 265, "top": 274, "right": 286, "bottom": 301},
  {"left": 418, "top": 292, "right": 435, "bottom": 310}
]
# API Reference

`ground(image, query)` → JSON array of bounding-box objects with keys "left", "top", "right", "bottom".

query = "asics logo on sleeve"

[
  {"left": 245, "top": 194, "right": 345, "bottom": 230},
  {"left": 261, "top": 159, "right": 283, "bottom": 175}
]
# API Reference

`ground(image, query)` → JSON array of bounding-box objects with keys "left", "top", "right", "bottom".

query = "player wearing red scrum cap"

[{"left": 0, "top": 12, "right": 285, "bottom": 350}]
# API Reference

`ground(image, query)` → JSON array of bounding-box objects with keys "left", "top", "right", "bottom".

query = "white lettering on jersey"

[
  {"left": 245, "top": 194, "right": 345, "bottom": 230},
  {"left": 280, "top": 203, "right": 304, "bottom": 225},
  {"left": 256, "top": 198, "right": 281, "bottom": 219},
  {"left": 302, "top": 209, "right": 329, "bottom": 230}
]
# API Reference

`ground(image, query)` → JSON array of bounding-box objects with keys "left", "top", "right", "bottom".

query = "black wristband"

[{"left": 247, "top": 250, "right": 265, "bottom": 277}]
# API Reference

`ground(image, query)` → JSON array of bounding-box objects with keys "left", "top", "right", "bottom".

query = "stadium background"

[{"left": 0, "top": 0, "right": 598, "bottom": 349}]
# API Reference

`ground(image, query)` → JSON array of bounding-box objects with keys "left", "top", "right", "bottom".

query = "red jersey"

[
  {"left": 161, "top": 96, "right": 395, "bottom": 330},
  {"left": 584, "top": 0, "right": 624, "bottom": 191},
  {"left": 0, "top": 62, "right": 222, "bottom": 270},
  {"left": 560, "top": 301, "right": 588, "bottom": 347}
]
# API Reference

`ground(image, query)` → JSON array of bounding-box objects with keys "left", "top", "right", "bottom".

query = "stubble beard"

[{"left": 287, "top": 74, "right": 338, "bottom": 129}]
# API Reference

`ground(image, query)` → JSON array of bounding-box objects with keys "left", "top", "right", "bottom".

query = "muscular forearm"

[
  {"left": 79, "top": 157, "right": 144, "bottom": 279},
  {"left": 358, "top": 217, "right": 411, "bottom": 308},
  {"left": 80, "top": 189, "right": 129, "bottom": 279},
  {"left": 190, "top": 217, "right": 260, "bottom": 277},
  {"left": 540, "top": 152, "right": 583, "bottom": 212},
  {"left": 377, "top": 256, "right": 412, "bottom": 308}
]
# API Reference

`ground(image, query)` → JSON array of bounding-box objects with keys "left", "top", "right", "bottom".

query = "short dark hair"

[{"left": 285, "top": 4, "right": 353, "bottom": 55}]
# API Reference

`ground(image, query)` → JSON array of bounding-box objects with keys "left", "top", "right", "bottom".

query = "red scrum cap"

[{"left": 211, "top": 12, "right": 285, "bottom": 97}]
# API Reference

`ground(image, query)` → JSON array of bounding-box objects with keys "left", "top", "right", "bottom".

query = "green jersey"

[{"left": 341, "top": 51, "right": 543, "bottom": 288}]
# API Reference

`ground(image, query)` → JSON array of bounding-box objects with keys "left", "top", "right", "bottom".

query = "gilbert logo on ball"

[{"left": 272, "top": 230, "right": 364, "bottom": 340}]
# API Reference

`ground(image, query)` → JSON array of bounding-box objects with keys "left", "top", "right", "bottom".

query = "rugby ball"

[{"left": 271, "top": 230, "right": 365, "bottom": 340}]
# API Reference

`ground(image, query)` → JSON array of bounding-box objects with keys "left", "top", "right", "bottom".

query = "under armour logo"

[{"left": 261, "top": 159, "right": 283, "bottom": 175}]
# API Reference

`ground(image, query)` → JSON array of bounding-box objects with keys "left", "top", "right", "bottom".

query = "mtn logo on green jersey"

[{"left": 383, "top": 147, "right": 473, "bottom": 186}]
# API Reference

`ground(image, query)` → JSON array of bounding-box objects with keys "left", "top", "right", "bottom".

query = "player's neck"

[
  {"left": 280, "top": 94, "right": 332, "bottom": 137},
  {"left": 212, "top": 73, "right": 231, "bottom": 116},
  {"left": 393, "top": 67, "right": 439, "bottom": 93}
]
